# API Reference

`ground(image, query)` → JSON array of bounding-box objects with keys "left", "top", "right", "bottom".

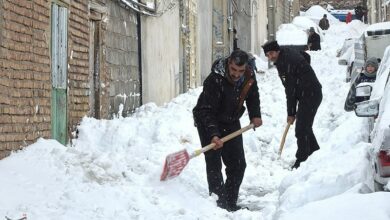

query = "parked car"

[
  {"left": 337, "top": 37, "right": 356, "bottom": 58},
  {"left": 338, "top": 21, "right": 390, "bottom": 83},
  {"left": 329, "top": 9, "right": 356, "bottom": 22},
  {"left": 354, "top": 45, "right": 390, "bottom": 191}
]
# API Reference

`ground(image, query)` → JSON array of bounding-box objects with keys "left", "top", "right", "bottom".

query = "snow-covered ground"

[{"left": 1, "top": 21, "right": 390, "bottom": 220}]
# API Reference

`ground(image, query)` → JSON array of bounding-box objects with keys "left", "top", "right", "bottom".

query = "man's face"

[
  {"left": 228, "top": 60, "right": 246, "bottom": 82},
  {"left": 265, "top": 50, "right": 280, "bottom": 63}
]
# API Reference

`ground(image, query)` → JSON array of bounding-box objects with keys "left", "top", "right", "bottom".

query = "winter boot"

[
  {"left": 227, "top": 204, "right": 249, "bottom": 212},
  {"left": 291, "top": 160, "right": 301, "bottom": 170}
]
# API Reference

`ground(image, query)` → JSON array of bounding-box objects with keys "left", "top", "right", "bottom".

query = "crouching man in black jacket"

[
  {"left": 193, "top": 50, "right": 262, "bottom": 211},
  {"left": 262, "top": 41, "right": 322, "bottom": 169}
]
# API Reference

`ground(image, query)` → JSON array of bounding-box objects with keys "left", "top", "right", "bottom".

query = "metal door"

[
  {"left": 212, "top": 0, "right": 229, "bottom": 60},
  {"left": 51, "top": 4, "right": 68, "bottom": 145}
]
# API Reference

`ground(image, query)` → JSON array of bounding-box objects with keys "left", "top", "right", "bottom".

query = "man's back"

[
  {"left": 319, "top": 18, "right": 329, "bottom": 30},
  {"left": 308, "top": 32, "right": 321, "bottom": 51}
]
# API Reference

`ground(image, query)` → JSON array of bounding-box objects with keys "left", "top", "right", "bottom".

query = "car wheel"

[{"left": 374, "top": 180, "right": 385, "bottom": 192}]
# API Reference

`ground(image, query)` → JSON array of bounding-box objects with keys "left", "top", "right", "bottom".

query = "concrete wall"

[
  {"left": 235, "top": 0, "right": 252, "bottom": 52},
  {"left": 105, "top": 1, "right": 140, "bottom": 117},
  {"left": 252, "top": 0, "right": 268, "bottom": 55},
  {"left": 234, "top": 0, "right": 268, "bottom": 55},
  {"left": 197, "top": 1, "right": 213, "bottom": 82},
  {"left": 291, "top": 0, "right": 300, "bottom": 18},
  {"left": 274, "top": 0, "right": 290, "bottom": 29},
  {"left": 368, "top": 0, "right": 390, "bottom": 23},
  {"left": 141, "top": 6, "right": 180, "bottom": 105}
]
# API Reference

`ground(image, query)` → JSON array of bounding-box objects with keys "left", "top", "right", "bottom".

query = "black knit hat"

[{"left": 262, "top": 41, "right": 280, "bottom": 54}]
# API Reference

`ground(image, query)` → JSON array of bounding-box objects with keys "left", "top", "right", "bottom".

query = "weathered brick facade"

[
  {"left": 0, "top": 0, "right": 90, "bottom": 158},
  {"left": 105, "top": 0, "right": 140, "bottom": 117},
  {"left": 0, "top": 0, "right": 141, "bottom": 159},
  {"left": 67, "top": 0, "right": 91, "bottom": 130}
]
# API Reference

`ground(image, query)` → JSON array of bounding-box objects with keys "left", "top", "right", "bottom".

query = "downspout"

[{"left": 137, "top": 12, "right": 143, "bottom": 105}]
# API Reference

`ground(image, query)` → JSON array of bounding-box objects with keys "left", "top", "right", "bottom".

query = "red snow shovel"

[
  {"left": 278, "top": 123, "right": 291, "bottom": 156},
  {"left": 160, "top": 124, "right": 255, "bottom": 181}
]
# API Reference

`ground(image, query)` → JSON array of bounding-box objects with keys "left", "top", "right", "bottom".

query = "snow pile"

[
  {"left": 276, "top": 23, "right": 307, "bottom": 45},
  {"left": 292, "top": 16, "right": 322, "bottom": 31},
  {"left": 304, "top": 5, "right": 340, "bottom": 24}
]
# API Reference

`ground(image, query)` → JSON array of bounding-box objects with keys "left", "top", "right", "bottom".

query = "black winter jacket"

[
  {"left": 308, "top": 32, "right": 321, "bottom": 51},
  {"left": 274, "top": 48, "right": 322, "bottom": 116},
  {"left": 193, "top": 58, "right": 261, "bottom": 139}
]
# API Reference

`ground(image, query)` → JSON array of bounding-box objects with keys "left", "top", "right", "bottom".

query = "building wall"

[
  {"left": 0, "top": 0, "right": 91, "bottom": 158},
  {"left": 68, "top": 1, "right": 91, "bottom": 132},
  {"left": 274, "top": 0, "right": 290, "bottom": 29},
  {"left": 0, "top": 0, "right": 51, "bottom": 158},
  {"left": 234, "top": 0, "right": 268, "bottom": 56},
  {"left": 235, "top": 0, "right": 252, "bottom": 52},
  {"left": 105, "top": 1, "right": 140, "bottom": 117},
  {"left": 141, "top": 5, "right": 180, "bottom": 106},
  {"left": 197, "top": 1, "right": 212, "bottom": 82},
  {"left": 291, "top": 0, "right": 300, "bottom": 18},
  {"left": 252, "top": 0, "right": 267, "bottom": 55},
  {"left": 367, "top": 0, "right": 376, "bottom": 24}
]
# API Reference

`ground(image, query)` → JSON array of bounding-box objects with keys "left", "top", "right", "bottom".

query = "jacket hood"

[
  {"left": 364, "top": 57, "right": 379, "bottom": 77},
  {"left": 211, "top": 57, "right": 227, "bottom": 77}
]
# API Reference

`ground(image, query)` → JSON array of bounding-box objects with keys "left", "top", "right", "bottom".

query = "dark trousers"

[
  {"left": 295, "top": 90, "right": 322, "bottom": 163},
  {"left": 196, "top": 121, "right": 246, "bottom": 206}
]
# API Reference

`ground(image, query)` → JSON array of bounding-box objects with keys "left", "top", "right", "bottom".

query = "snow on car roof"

[{"left": 365, "top": 21, "right": 390, "bottom": 33}]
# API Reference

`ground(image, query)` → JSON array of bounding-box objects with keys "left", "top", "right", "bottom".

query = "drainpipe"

[
  {"left": 137, "top": 12, "right": 142, "bottom": 105},
  {"left": 267, "top": 0, "right": 276, "bottom": 68}
]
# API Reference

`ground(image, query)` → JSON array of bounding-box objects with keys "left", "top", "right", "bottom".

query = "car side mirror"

[
  {"left": 354, "top": 99, "right": 379, "bottom": 117},
  {"left": 356, "top": 84, "right": 372, "bottom": 98},
  {"left": 338, "top": 59, "right": 348, "bottom": 65}
]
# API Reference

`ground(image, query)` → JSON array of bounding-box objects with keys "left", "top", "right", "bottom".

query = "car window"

[{"left": 371, "top": 46, "right": 390, "bottom": 99}]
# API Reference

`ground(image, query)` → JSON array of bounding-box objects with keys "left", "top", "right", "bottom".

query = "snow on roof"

[{"left": 304, "top": 5, "right": 340, "bottom": 24}]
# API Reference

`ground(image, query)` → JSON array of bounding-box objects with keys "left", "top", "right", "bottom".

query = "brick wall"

[
  {"left": 0, "top": 0, "right": 90, "bottom": 159},
  {"left": 67, "top": 0, "right": 90, "bottom": 132},
  {"left": 0, "top": 0, "right": 52, "bottom": 158},
  {"left": 105, "top": 1, "right": 140, "bottom": 118}
]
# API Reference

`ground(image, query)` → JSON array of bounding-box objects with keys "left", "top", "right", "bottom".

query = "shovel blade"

[{"left": 160, "top": 149, "right": 190, "bottom": 181}]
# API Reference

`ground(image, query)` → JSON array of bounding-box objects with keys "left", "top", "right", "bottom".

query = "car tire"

[{"left": 374, "top": 180, "right": 385, "bottom": 192}]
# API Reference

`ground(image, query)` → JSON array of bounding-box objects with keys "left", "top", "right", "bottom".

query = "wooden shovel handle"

[
  {"left": 190, "top": 124, "right": 255, "bottom": 158},
  {"left": 278, "top": 123, "right": 291, "bottom": 156}
]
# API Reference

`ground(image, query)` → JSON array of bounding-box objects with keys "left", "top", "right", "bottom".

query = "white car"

[{"left": 355, "top": 45, "right": 390, "bottom": 191}]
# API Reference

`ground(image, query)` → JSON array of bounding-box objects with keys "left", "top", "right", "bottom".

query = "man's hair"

[
  {"left": 323, "top": 14, "right": 327, "bottom": 18},
  {"left": 229, "top": 50, "right": 249, "bottom": 66}
]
